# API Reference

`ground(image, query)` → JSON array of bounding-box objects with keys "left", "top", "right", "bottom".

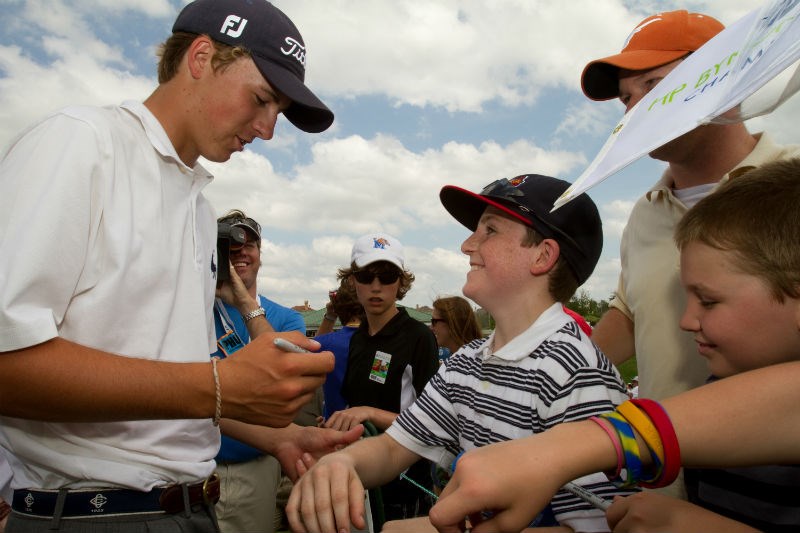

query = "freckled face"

[{"left": 460, "top": 207, "right": 536, "bottom": 310}]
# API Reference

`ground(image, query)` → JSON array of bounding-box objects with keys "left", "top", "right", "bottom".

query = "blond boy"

[{"left": 607, "top": 159, "right": 800, "bottom": 532}]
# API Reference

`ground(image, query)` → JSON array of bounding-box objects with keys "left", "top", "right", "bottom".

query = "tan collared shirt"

[{"left": 611, "top": 133, "right": 800, "bottom": 401}]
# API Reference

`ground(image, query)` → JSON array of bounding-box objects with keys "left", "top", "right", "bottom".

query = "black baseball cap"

[
  {"left": 440, "top": 174, "right": 603, "bottom": 286},
  {"left": 173, "top": 0, "right": 333, "bottom": 133}
]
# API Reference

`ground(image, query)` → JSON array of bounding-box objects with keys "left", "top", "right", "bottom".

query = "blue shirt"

[
  {"left": 212, "top": 295, "right": 305, "bottom": 463},
  {"left": 316, "top": 326, "right": 358, "bottom": 419}
]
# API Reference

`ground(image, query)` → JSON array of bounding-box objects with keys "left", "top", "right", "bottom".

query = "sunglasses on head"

[
  {"left": 430, "top": 317, "right": 446, "bottom": 326},
  {"left": 481, "top": 178, "right": 582, "bottom": 254},
  {"left": 219, "top": 216, "right": 262, "bottom": 235},
  {"left": 352, "top": 269, "right": 401, "bottom": 285}
]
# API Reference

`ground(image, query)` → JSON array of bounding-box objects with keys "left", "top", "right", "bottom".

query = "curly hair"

[{"left": 330, "top": 279, "right": 364, "bottom": 325}]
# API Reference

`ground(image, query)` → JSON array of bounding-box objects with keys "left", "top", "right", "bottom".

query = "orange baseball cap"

[{"left": 581, "top": 10, "right": 724, "bottom": 101}]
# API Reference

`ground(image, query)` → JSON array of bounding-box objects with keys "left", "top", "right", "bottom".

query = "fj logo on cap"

[
  {"left": 281, "top": 37, "right": 306, "bottom": 67},
  {"left": 220, "top": 15, "right": 248, "bottom": 38}
]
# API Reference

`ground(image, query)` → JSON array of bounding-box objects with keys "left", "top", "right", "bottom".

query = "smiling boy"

[
  {"left": 605, "top": 158, "right": 800, "bottom": 533},
  {"left": 287, "top": 175, "right": 634, "bottom": 533}
]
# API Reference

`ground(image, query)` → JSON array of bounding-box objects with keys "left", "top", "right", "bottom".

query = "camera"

[{"left": 216, "top": 222, "right": 247, "bottom": 281}]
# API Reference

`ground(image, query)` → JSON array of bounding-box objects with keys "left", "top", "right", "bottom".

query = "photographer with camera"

[{"left": 212, "top": 209, "right": 308, "bottom": 533}]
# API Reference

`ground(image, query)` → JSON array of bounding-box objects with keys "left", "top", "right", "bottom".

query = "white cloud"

[
  {"left": 203, "top": 133, "right": 587, "bottom": 236},
  {"left": 2, "top": 0, "right": 798, "bottom": 313},
  {"left": 581, "top": 256, "right": 621, "bottom": 303},
  {"left": 601, "top": 198, "right": 636, "bottom": 239},
  {"left": 279, "top": 0, "right": 641, "bottom": 111}
]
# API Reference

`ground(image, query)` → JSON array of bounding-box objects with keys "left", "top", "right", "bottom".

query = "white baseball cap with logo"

[{"left": 351, "top": 233, "right": 405, "bottom": 270}]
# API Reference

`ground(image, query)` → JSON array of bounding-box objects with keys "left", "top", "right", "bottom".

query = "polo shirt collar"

[
  {"left": 120, "top": 100, "right": 213, "bottom": 180},
  {"left": 481, "top": 303, "right": 569, "bottom": 362},
  {"left": 646, "top": 132, "right": 774, "bottom": 203},
  {"left": 359, "top": 307, "right": 408, "bottom": 338}
]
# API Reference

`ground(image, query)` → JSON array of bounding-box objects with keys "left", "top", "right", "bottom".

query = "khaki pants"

[{"left": 214, "top": 454, "right": 281, "bottom": 533}]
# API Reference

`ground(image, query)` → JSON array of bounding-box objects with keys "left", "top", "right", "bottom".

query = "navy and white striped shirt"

[{"left": 387, "top": 304, "right": 635, "bottom": 532}]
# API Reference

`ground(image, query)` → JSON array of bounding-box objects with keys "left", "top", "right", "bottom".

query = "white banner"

[{"left": 554, "top": 0, "right": 800, "bottom": 210}]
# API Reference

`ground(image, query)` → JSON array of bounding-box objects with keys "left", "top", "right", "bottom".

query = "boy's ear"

[{"left": 530, "top": 238, "right": 560, "bottom": 277}]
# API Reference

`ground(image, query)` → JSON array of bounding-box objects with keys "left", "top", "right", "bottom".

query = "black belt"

[{"left": 11, "top": 474, "right": 220, "bottom": 518}]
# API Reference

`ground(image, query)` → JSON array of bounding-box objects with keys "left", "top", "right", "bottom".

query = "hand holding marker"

[{"left": 274, "top": 337, "right": 311, "bottom": 353}]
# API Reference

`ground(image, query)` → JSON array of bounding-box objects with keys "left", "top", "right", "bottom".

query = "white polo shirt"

[{"left": 0, "top": 101, "right": 220, "bottom": 490}]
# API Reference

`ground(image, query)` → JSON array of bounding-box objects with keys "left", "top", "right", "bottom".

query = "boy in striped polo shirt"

[{"left": 287, "top": 174, "right": 634, "bottom": 533}]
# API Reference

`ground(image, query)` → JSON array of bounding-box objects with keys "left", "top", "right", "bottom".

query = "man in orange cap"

[{"left": 581, "top": 10, "right": 800, "bottom": 498}]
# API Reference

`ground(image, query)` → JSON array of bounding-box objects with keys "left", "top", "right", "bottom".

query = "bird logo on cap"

[{"left": 508, "top": 175, "right": 529, "bottom": 187}]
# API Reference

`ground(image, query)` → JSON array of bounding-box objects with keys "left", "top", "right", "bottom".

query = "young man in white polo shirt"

[{"left": 0, "top": 1, "right": 359, "bottom": 532}]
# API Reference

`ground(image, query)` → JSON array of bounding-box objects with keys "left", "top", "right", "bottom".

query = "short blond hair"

[{"left": 674, "top": 158, "right": 800, "bottom": 302}]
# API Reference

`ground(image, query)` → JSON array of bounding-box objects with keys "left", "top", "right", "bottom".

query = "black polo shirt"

[{"left": 343, "top": 307, "right": 439, "bottom": 413}]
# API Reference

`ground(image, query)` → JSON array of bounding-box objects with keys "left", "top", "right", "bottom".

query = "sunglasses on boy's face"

[{"left": 352, "top": 269, "right": 401, "bottom": 285}]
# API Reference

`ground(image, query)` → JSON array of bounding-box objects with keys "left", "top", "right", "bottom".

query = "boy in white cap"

[
  {"left": 321, "top": 233, "right": 440, "bottom": 527},
  {"left": 288, "top": 175, "right": 635, "bottom": 533},
  {"left": 0, "top": 1, "right": 356, "bottom": 532}
]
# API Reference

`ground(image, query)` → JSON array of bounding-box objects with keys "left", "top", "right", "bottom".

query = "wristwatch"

[{"left": 243, "top": 307, "right": 266, "bottom": 322}]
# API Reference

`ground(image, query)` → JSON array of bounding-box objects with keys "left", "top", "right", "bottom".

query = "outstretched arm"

[
  {"left": 0, "top": 332, "right": 333, "bottom": 428},
  {"left": 428, "top": 361, "right": 800, "bottom": 533},
  {"left": 220, "top": 420, "right": 364, "bottom": 481}
]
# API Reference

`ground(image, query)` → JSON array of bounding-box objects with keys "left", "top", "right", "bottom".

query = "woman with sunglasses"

[
  {"left": 323, "top": 232, "right": 440, "bottom": 525},
  {"left": 430, "top": 296, "right": 484, "bottom": 363}
]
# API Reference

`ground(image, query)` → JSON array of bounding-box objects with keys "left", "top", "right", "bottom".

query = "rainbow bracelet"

[
  {"left": 616, "top": 401, "right": 664, "bottom": 485},
  {"left": 598, "top": 411, "right": 642, "bottom": 488}
]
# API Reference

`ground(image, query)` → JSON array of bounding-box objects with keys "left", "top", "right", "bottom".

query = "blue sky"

[{"left": 1, "top": 0, "right": 797, "bottom": 311}]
